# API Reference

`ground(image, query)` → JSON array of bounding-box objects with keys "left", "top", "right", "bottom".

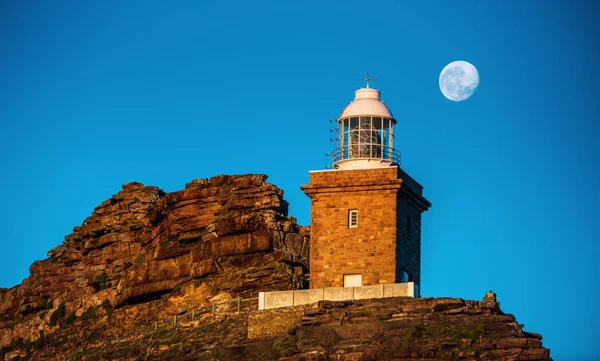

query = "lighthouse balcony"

[{"left": 332, "top": 145, "right": 401, "bottom": 170}]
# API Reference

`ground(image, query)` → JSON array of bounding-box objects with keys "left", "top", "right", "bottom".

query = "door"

[{"left": 343, "top": 274, "right": 362, "bottom": 287}]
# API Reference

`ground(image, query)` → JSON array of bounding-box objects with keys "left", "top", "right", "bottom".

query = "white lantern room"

[{"left": 332, "top": 86, "right": 400, "bottom": 170}]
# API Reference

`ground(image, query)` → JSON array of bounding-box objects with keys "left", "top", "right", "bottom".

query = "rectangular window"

[
  {"left": 348, "top": 209, "right": 358, "bottom": 228},
  {"left": 343, "top": 274, "right": 362, "bottom": 287}
]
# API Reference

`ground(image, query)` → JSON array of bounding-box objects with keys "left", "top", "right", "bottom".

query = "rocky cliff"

[
  {"left": 247, "top": 291, "right": 551, "bottom": 361},
  {"left": 2, "top": 292, "right": 552, "bottom": 360},
  {"left": 0, "top": 174, "right": 551, "bottom": 360},
  {"left": 0, "top": 174, "right": 309, "bottom": 355}
]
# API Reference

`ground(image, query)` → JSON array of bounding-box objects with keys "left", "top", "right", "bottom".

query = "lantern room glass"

[{"left": 337, "top": 116, "right": 396, "bottom": 163}]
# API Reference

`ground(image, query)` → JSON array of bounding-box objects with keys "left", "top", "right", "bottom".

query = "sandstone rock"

[
  {"left": 0, "top": 174, "right": 551, "bottom": 360},
  {"left": 0, "top": 174, "right": 309, "bottom": 354},
  {"left": 241, "top": 293, "right": 552, "bottom": 360}
]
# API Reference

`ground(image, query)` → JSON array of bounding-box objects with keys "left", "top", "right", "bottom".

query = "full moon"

[{"left": 439, "top": 60, "right": 479, "bottom": 102}]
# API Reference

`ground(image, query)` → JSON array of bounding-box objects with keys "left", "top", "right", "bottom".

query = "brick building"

[{"left": 301, "top": 84, "right": 430, "bottom": 295}]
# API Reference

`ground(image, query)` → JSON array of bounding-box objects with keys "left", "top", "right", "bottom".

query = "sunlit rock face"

[
  {"left": 0, "top": 174, "right": 552, "bottom": 361},
  {"left": 3, "top": 292, "right": 553, "bottom": 360},
  {"left": 0, "top": 174, "right": 309, "bottom": 349},
  {"left": 245, "top": 291, "right": 552, "bottom": 361}
]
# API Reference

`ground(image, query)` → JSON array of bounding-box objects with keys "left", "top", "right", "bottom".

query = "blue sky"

[{"left": 1, "top": 1, "right": 598, "bottom": 359}]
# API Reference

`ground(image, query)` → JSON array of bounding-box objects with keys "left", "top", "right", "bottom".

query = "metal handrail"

[{"left": 332, "top": 145, "right": 401, "bottom": 167}]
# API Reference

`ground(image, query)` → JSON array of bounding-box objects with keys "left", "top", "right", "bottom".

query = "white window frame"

[{"left": 348, "top": 209, "right": 358, "bottom": 228}]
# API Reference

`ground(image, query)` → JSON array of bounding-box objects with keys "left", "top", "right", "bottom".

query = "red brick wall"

[{"left": 302, "top": 168, "right": 402, "bottom": 289}]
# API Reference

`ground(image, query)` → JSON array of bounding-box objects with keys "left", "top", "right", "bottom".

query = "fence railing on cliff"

[
  {"left": 64, "top": 296, "right": 259, "bottom": 359},
  {"left": 120, "top": 296, "right": 259, "bottom": 338}
]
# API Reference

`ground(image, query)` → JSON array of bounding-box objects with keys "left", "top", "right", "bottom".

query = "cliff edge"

[
  {"left": 0, "top": 174, "right": 551, "bottom": 360},
  {"left": 0, "top": 174, "right": 309, "bottom": 357}
]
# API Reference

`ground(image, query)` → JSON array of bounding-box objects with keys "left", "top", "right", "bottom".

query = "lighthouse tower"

[{"left": 301, "top": 83, "right": 431, "bottom": 294}]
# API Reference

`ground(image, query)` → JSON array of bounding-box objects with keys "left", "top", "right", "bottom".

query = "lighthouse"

[{"left": 301, "top": 82, "right": 431, "bottom": 295}]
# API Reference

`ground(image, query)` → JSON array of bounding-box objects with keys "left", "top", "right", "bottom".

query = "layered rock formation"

[
  {"left": 0, "top": 174, "right": 309, "bottom": 351},
  {"left": 0, "top": 174, "right": 552, "bottom": 360},
  {"left": 248, "top": 291, "right": 551, "bottom": 360},
  {"left": 2, "top": 292, "right": 552, "bottom": 360}
]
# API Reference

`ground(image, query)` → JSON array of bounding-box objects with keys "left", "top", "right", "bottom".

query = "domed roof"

[{"left": 340, "top": 88, "right": 393, "bottom": 119}]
